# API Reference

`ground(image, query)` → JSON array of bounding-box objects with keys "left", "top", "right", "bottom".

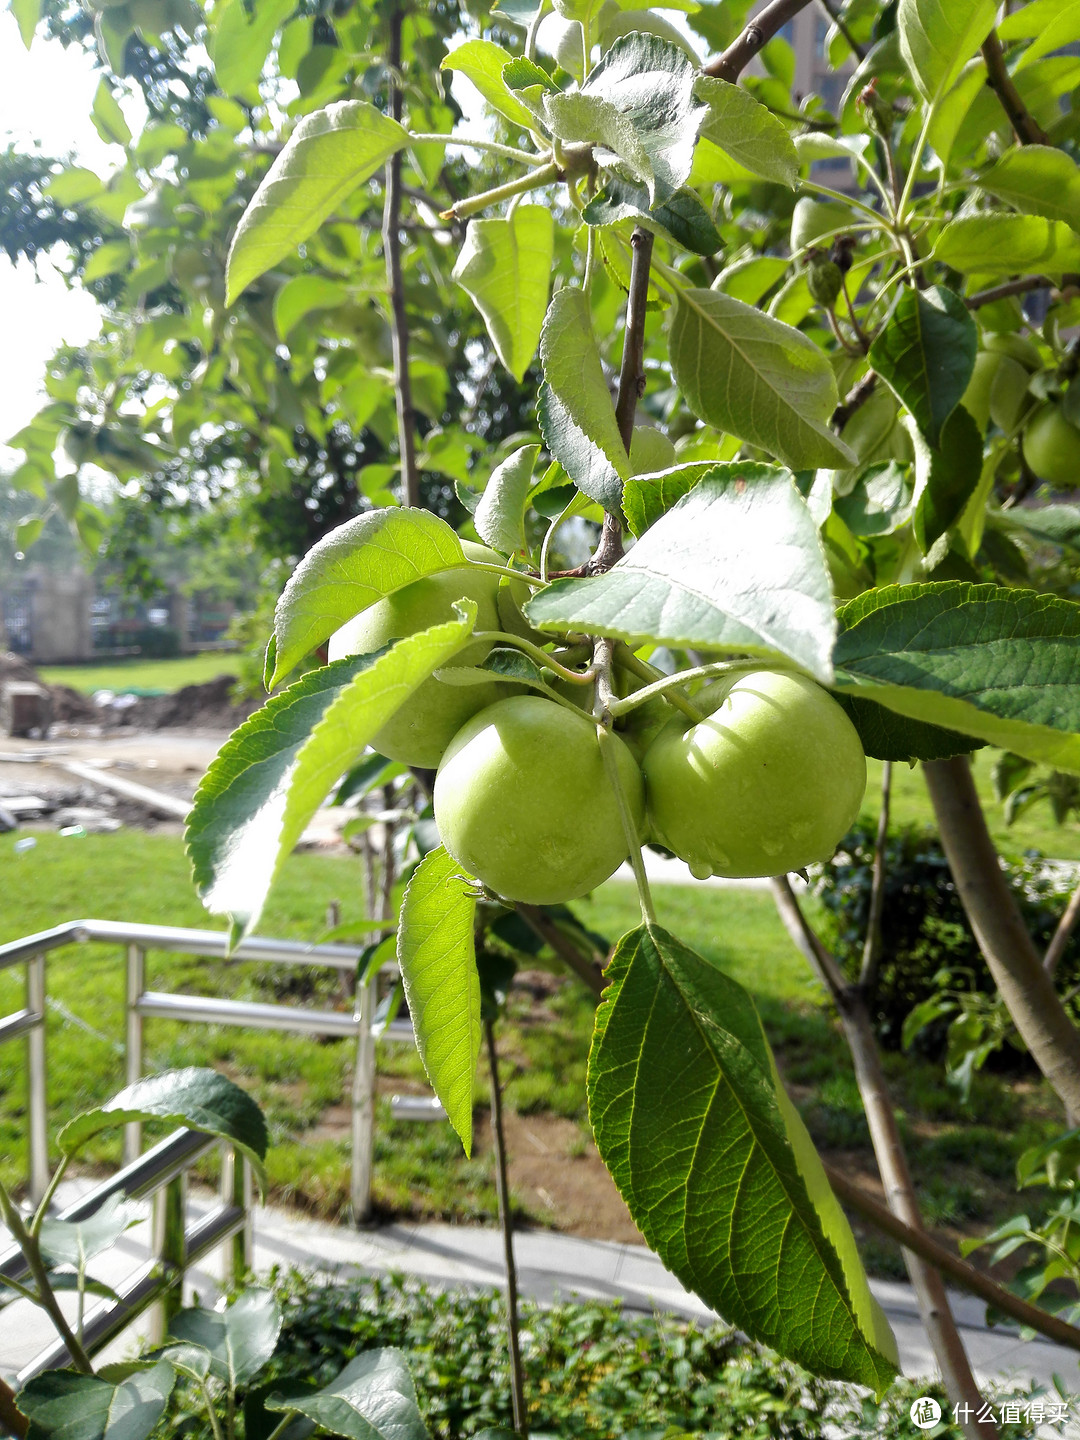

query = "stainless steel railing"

[{"left": 0, "top": 920, "right": 417, "bottom": 1220}]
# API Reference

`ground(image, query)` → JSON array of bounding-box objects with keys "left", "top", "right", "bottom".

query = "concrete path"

[{"left": 3, "top": 1183, "right": 1078, "bottom": 1400}]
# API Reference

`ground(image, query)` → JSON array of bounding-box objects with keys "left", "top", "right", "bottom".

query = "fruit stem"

[
  {"left": 472, "top": 630, "right": 595, "bottom": 684},
  {"left": 615, "top": 644, "right": 705, "bottom": 722},
  {"left": 467, "top": 562, "right": 546, "bottom": 588},
  {"left": 597, "top": 723, "right": 656, "bottom": 928},
  {"left": 608, "top": 657, "right": 803, "bottom": 719}
]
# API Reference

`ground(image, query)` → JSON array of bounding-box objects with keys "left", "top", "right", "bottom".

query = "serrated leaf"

[
  {"left": 226, "top": 102, "right": 408, "bottom": 304},
  {"left": 17, "top": 1362, "right": 175, "bottom": 1440},
  {"left": 909, "top": 406, "right": 983, "bottom": 556},
  {"left": 588, "top": 924, "right": 897, "bottom": 1392},
  {"left": 267, "top": 507, "right": 466, "bottom": 687},
  {"left": 694, "top": 77, "right": 798, "bottom": 188},
  {"left": 581, "top": 177, "right": 722, "bottom": 256},
  {"left": 474, "top": 445, "right": 539, "bottom": 555},
  {"left": 897, "top": 0, "right": 996, "bottom": 103},
  {"left": 868, "top": 285, "right": 976, "bottom": 449},
  {"left": 538, "top": 286, "right": 630, "bottom": 512},
  {"left": 526, "top": 467, "right": 836, "bottom": 683},
  {"left": 668, "top": 288, "right": 857, "bottom": 471},
  {"left": 59, "top": 1069, "right": 268, "bottom": 1178},
  {"left": 266, "top": 1349, "right": 428, "bottom": 1440},
  {"left": 396, "top": 847, "right": 481, "bottom": 1154},
  {"left": 835, "top": 693, "right": 983, "bottom": 764},
  {"left": 452, "top": 208, "right": 554, "bottom": 383},
  {"left": 833, "top": 583, "right": 1080, "bottom": 772},
  {"left": 442, "top": 40, "right": 536, "bottom": 130},
  {"left": 978, "top": 146, "right": 1080, "bottom": 229},
  {"left": 209, "top": 0, "right": 296, "bottom": 95},
  {"left": 39, "top": 1194, "right": 142, "bottom": 1269},
  {"left": 170, "top": 1291, "right": 282, "bottom": 1390},
  {"left": 189, "top": 613, "right": 475, "bottom": 938},
  {"left": 91, "top": 79, "right": 131, "bottom": 147},
  {"left": 621, "top": 460, "right": 717, "bottom": 536},
  {"left": 545, "top": 92, "right": 654, "bottom": 188},
  {"left": 934, "top": 215, "right": 1080, "bottom": 277}
]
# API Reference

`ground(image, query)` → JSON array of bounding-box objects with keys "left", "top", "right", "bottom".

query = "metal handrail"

[{"left": 0, "top": 920, "right": 365, "bottom": 972}]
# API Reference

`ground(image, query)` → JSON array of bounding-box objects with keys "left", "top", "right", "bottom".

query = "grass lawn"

[
  {"left": 38, "top": 652, "right": 239, "bottom": 694},
  {"left": 0, "top": 829, "right": 1065, "bottom": 1263}
]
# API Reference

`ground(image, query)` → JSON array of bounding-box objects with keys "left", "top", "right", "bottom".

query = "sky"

[{"left": 0, "top": 10, "right": 125, "bottom": 455}]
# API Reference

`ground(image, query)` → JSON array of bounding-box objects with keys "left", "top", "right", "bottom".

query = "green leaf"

[
  {"left": 713, "top": 255, "right": 789, "bottom": 305},
  {"left": 39, "top": 1194, "right": 142, "bottom": 1269},
  {"left": 999, "top": 0, "right": 1080, "bottom": 70},
  {"left": 621, "top": 460, "right": 718, "bottom": 536},
  {"left": 832, "top": 463, "right": 912, "bottom": 538},
  {"left": 833, "top": 583, "right": 1080, "bottom": 772},
  {"left": 59, "top": 1068, "right": 268, "bottom": 1177},
  {"left": 581, "top": 178, "right": 722, "bottom": 256},
  {"left": 17, "top": 1362, "right": 176, "bottom": 1440},
  {"left": 1000, "top": 503, "right": 1080, "bottom": 550},
  {"left": 934, "top": 215, "right": 1080, "bottom": 277},
  {"left": 835, "top": 693, "right": 983, "bottom": 764},
  {"left": 274, "top": 275, "right": 351, "bottom": 340},
  {"left": 545, "top": 92, "right": 654, "bottom": 191},
  {"left": 978, "top": 145, "right": 1080, "bottom": 229},
  {"left": 526, "top": 467, "right": 836, "bottom": 683},
  {"left": 82, "top": 241, "right": 131, "bottom": 282},
  {"left": 694, "top": 77, "right": 798, "bottom": 188},
  {"left": 170, "top": 1291, "right": 283, "bottom": 1390},
  {"left": 867, "top": 285, "right": 976, "bottom": 448},
  {"left": 44, "top": 168, "right": 105, "bottom": 205},
  {"left": 452, "top": 208, "right": 554, "bottom": 383},
  {"left": 11, "top": 0, "right": 39, "bottom": 47},
  {"left": 226, "top": 102, "right": 408, "bottom": 305},
  {"left": 667, "top": 288, "right": 857, "bottom": 471},
  {"left": 588, "top": 925, "right": 897, "bottom": 1392},
  {"left": 267, "top": 507, "right": 466, "bottom": 687},
  {"left": 91, "top": 79, "right": 132, "bottom": 147},
  {"left": 538, "top": 286, "right": 630, "bottom": 512},
  {"left": 266, "top": 1349, "right": 428, "bottom": 1440},
  {"left": 189, "top": 614, "right": 476, "bottom": 939},
  {"left": 910, "top": 405, "right": 984, "bottom": 556},
  {"left": 210, "top": 0, "right": 296, "bottom": 95},
  {"left": 442, "top": 40, "right": 536, "bottom": 130},
  {"left": 897, "top": 0, "right": 996, "bottom": 103},
  {"left": 396, "top": 847, "right": 482, "bottom": 1154},
  {"left": 474, "top": 445, "right": 540, "bottom": 555}
]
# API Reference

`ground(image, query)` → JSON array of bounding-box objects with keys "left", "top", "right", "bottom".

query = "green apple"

[
  {"left": 434, "top": 695, "right": 645, "bottom": 904},
  {"left": 960, "top": 351, "right": 1001, "bottom": 433},
  {"left": 327, "top": 541, "right": 515, "bottom": 768},
  {"left": 984, "top": 332, "right": 1042, "bottom": 371},
  {"left": 642, "top": 670, "right": 866, "bottom": 879},
  {"left": 988, "top": 355, "right": 1032, "bottom": 433},
  {"left": 1023, "top": 404, "right": 1080, "bottom": 489}
]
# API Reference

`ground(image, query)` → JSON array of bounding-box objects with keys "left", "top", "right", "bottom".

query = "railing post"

[
  {"left": 149, "top": 1172, "right": 186, "bottom": 1344},
  {"left": 123, "top": 944, "right": 145, "bottom": 1165},
  {"left": 219, "top": 1145, "right": 253, "bottom": 1284},
  {"left": 350, "top": 971, "right": 377, "bottom": 1223},
  {"left": 27, "top": 953, "right": 48, "bottom": 1205}
]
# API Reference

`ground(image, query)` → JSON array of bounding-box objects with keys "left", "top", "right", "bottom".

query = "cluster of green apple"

[
  {"left": 329, "top": 546, "right": 867, "bottom": 905},
  {"left": 961, "top": 333, "right": 1080, "bottom": 488}
]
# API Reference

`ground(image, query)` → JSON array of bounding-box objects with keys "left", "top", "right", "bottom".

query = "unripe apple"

[
  {"left": 642, "top": 670, "right": 866, "bottom": 879},
  {"left": 984, "top": 332, "right": 1042, "bottom": 371},
  {"left": 988, "top": 355, "right": 1032, "bottom": 433},
  {"left": 434, "top": 695, "right": 645, "bottom": 904},
  {"left": 1023, "top": 404, "right": 1080, "bottom": 489},
  {"left": 789, "top": 198, "right": 854, "bottom": 253},
  {"left": 960, "top": 351, "right": 1001, "bottom": 432},
  {"left": 327, "top": 541, "right": 514, "bottom": 768}
]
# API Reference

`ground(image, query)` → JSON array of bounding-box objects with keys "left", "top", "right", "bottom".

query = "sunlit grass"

[{"left": 37, "top": 652, "right": 239, "bottom": 694}]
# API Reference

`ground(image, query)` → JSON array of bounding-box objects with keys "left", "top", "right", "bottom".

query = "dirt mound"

[{"left": 138, "top": 674, "right": 260, "bottom": 731}]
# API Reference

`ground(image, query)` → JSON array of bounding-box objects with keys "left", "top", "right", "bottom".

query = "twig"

[
  {"left": 1045, "top": 883, "right": 1080, "bottom": 976},
  {"left": 383, "top": 5, "right": 420, "bottom": 508},
  {"left": 859, "top": 760, "right": 891, "bottom": 991},
  {"left": 484, "top": 1019, "right": 528, "bottom": 1437},
  {"left": 0, "top": 1180, "right": 93, "bottom": 1375},
  {"left": 0, "top": 1378, "right": 28, "bottom": 1440},
  {"left": 513, "top": 904, "right": 606, "bottom": 997},
  {"left": 966, "top": 276, "right": 1053, "bottom": 310},
  {"left": 824, "top": 1164, "right": 1080, "bottom": 1355},
  {"left": 703, "top": 0, "right": 816, "bottom": 81},
  {"left": 980, "top": 31, "right": 1049, "bottom": 147},
  {"left": 816, "top": 0, "right": 866, "bottom": 62},
  {"left": 831, "top": 369, "right": 876, "bottom": 430}
]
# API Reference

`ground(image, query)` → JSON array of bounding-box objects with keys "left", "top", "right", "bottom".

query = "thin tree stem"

[
  {"left": 0, "top": 1377, "right": 28, "bottom": 1440},
  {"left": 1046, "top": 883, "right": 1080, "bottom": 976},
  {"left": 0, "top": 1179, "right": 93, "bottom": 1374},
  {"left": 383, "top": 5, "right": 420, "bottom": 508},
  {"left": 442, "top": 163, "right": 559, "bottom": 221},
  {"left": 923, "top": 756, "right": 1080, "bottom": 1122},
  {"left": 980, "top": 30, "right": 1049, "bottom": 146},
  {"left": 703, "top": 0, "right": 815, "bottom": 81},
  {"left": 770, "top": 878, "right": 996, "bottom": 1438},
  {"left": 816, "top": 0, "right": 866, "bottom": 61},
  {"left": 859, "top": 761, "right": 891, "bottom": 991},
  {"left": 514, "top": 904, "right": 605, "bottom": 996},
  {"left": 823, "top": 1164, "right": 1080, "bottom": 1355},
  {"left": 966, "top": 276, "right": 1053, "bottom": 310},
  {"left": 484, "top": 1019, "right": 528, "bottom": 1437}
]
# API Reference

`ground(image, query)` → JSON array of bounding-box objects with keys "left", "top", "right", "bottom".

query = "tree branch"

[
  {"left": 383, "top": 5, "right": 421, "bottom": 508},
  {"left": 485, "top": 1018, "right": 528, "bottom": 1437},
  {"left": 703, "top": 0, "right": 816, "bottom": 81},
  {"left": 980, "top": 30, "right": 1049, "bottom": 147},
  {"left": 859, "top": 760, "right": 891, "bottom": 992},
  {"left": 966, "top": 275, "right": 1054, "bottom": 311},
  {"left": 831, "top": 370, "right": 876, "bottom": 430},
  {"left": 816, "top": 0, "right": 866, "bottom": 63},
  {"left": 923, "top": 757, "right": 1080, "bottom": 1123},
  {"left": 1045, "top": 881, "right": 1080, "bottom": 977},
  {"left": 824, "top": 1164, "right": 1080, "bottom": 1356},
  {"left": 514, "top": 904, "right": 605, "bottom": 997},
  {"left": 0, "top": 1378, "right": 28, "bottom": 1440}
]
